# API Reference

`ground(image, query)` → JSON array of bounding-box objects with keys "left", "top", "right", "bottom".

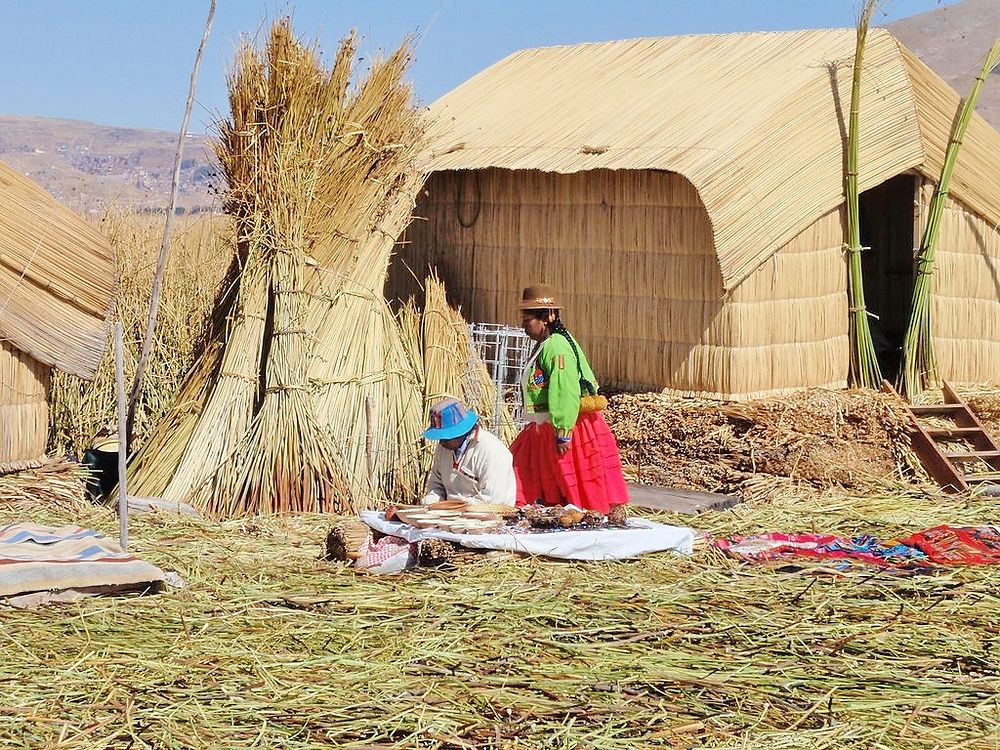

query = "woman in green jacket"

[{"left": 511, "top": 283, "right": 629, "bottom": 514}]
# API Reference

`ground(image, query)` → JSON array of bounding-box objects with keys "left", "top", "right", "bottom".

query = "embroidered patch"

[
  {"left": 531, "top": 368, "right": 547, "bottom": 387},
  {"left": 557, "top": 354, "right": 565, "bottom": 370}
]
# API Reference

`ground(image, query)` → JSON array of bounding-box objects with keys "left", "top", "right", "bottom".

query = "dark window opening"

[{"left": 859, "top": 174, "right": 917, "bottom": 381}]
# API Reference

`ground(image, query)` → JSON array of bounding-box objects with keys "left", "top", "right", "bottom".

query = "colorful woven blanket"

[
  {"left": 0, "top": 522, "right": 165, "bottom": 599},
  {"left": 714, "top": 525, "right": 1000, "bottom": 568}
]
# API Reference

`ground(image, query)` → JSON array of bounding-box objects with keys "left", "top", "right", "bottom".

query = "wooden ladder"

[{"left": 892, "top": 381, "right": 1000, "bottom": 493}]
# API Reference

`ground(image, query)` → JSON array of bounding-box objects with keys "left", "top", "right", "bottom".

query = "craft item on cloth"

[
  {"left": 324, "top": 519, "right": 372, "bottom": 562},
  {"left": 354, "top": 535, "right": 418, "bottom": 574}
]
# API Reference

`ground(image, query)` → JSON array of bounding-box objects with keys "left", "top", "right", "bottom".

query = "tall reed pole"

[
  {"left": 845, "top": 0, "right": 883, "bottom": 390},
  {"left": 115, "top": 322, "right": 129, "bottom": 552},
  {"left": 127, "top": 0, "right": 216, "bottom": 447},
  {"left": 899, "top": 39, "right": 1000, "bottom": 398}
]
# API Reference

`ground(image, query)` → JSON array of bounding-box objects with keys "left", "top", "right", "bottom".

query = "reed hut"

[
  {"left": 0, "top": 160, "right": 114, "bottom": 469},
  {"left": 389, "top": 28, "right": 1000, "bottom": 400}
]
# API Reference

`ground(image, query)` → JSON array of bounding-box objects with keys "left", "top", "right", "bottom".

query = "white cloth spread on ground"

[
  {"left": 0, "top": 523, "right": 165, "bottom": 600},
  {"left": 421, "top": 426, "right": 516, "bottom": 506},
  {"left": 361, "top": 511, "right": 695, "bottom": 561}
]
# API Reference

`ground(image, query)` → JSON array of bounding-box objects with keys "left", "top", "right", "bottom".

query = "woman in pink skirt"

[{"left": 510, "top": 283, "right": 629, "bottom": 514}]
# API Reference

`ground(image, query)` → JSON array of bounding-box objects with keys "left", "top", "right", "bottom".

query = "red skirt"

[{"left": 511, "top": 412, "right": 629, "bottom": 514}]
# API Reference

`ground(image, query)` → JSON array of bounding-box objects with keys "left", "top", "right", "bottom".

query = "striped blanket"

[{"left": 0, "top": 522, "right": 165, "bottom": 598}]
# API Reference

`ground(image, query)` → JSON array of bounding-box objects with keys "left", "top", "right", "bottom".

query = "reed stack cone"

[{"left": 128, "top": 19, "right": 428, "bottom": 515}]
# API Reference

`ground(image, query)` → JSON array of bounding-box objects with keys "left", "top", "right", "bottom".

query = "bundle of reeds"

[
  {"left": 844, "top": 0, "right": 883, "bottom": 390},
  {"left": 899, "top": 39, "right": 1000, "bottom": 398},
  {"left": 127, "top": 19, "right": 428, "bottom": 515},
  {"left": 421, "top": 273, "right": 465, "bottom": 408},
  {"left": 301, "top": 50, "right": 429, "bottom": 502}
]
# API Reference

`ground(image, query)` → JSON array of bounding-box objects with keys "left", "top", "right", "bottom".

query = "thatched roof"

[
  {"left": 0, "top": 160, "right": 114, "bottom": 379},
  {"left": 423, "top": 28, "right": 1000, "bottom": 291}
]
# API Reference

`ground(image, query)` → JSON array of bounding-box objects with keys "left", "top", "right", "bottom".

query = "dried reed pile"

[
  {"left": 2, "top": 477, "right": 998, "bottom": 748},
  {"left": 48, "top": 211, "right": 231, "bottom": 459},
  {"left": 970, "top": 397, "right": 1000, "bottom": 439},
  {"left": 606, "top": 388, "right": 918, "bottom": 493},
  {"left": 0, "top": 457, "right": 91, "bottom": 512},
  {"left": 127, "top": 20, "right": 428, "bottom": 515}
]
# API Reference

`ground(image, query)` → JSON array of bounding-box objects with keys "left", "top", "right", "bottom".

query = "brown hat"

[{"left": 518, "top": 283, "right": 562, "bottom": 310}]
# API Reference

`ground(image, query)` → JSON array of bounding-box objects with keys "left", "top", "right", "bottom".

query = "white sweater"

[{"left": 421, "top": 427, "right": 516, "bottom": 506}]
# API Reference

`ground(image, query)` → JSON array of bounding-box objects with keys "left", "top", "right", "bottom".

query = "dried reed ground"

[{"left": 1, "top": 476, "right": 998, "bottom": 749}]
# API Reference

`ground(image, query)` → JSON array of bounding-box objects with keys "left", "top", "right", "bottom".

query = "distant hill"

[
  {"left": 0, "top": 115, "right": 218, "bottom": 215},
  {"left": 1, "top": 0, "right": 997, "bottom": 215},
  {"left": 887, "top": 0, "right": 1000, "bottom": 128}
]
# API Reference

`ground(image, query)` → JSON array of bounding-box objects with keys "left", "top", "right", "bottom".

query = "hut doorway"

[{"left": 859, "top": 174, "right": 917, "bottom": 380}]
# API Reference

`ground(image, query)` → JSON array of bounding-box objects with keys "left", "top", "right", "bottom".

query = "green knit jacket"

[{"left": 523, "top": 332, "right": 599, "bottom": 438}]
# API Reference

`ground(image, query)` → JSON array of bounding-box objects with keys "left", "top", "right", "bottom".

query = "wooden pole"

[
  {"left": 115, "top": 322, "right": 129, "bottom": 552},
  {"left": 365, "top": 393, "right": 376, "bottom": 493},
  {"left": 126, "top": 0, "right": 217, "bottom": 446}
]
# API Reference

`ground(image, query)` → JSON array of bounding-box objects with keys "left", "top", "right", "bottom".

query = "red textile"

[
  {"left": 511, "top": 412, "right": 629, "bottom": 514},
  {"left": 900, "top": 525, "right": 1000, "bottom": 566}
]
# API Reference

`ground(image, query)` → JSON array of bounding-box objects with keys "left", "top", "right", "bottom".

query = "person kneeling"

[{"left": 421, "top": 397, "right": 516, "bottom": 507}]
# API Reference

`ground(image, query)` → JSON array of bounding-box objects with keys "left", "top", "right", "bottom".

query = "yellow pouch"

[{"left": 579, "top": 394, "right": 608, "bottom": 413}]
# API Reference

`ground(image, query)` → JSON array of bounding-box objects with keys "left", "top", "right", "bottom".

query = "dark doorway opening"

[{"left": 859, "top": 174, "right": 917, "bottom": 381}]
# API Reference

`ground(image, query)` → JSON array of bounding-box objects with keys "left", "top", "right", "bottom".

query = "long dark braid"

[
  {"left": 549, "top": 312, "right": 569, "bottom": 337},
  {"left": 549, "top": 312, "right": 597, "bottom": 396}
]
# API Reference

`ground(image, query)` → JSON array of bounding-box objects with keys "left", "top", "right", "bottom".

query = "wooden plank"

[
  {"left": 942, "top": 381, "right": 963, "bottom": 405},
  {"left": 627, "top": 482, "right": 737, "bottom": 515},
  {"left": 910, "top": 404, "right": 965, "bottom": 415},
  {"left": 944, "top": 450, "right": 1000, "bottom": 459},
  {"left": 961, "top": 472, "right": 1000, "bottom": 483},
  {"left": 925, "top": 427, "right": 986, "bottom": 437}
]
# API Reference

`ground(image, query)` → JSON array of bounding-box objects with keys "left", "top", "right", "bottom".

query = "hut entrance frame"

[{"left": 859, "top": 173, "right": 919, "bottom": 381}]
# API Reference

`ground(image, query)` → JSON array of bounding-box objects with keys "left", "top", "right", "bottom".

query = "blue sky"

[{"left": 0, "top": 0, "right": 957, "bottom": 133}]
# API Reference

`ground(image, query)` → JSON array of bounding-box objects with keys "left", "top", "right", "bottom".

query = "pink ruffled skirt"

[{"left": 511, "top": 412, "right": 629, "bottom": 514}]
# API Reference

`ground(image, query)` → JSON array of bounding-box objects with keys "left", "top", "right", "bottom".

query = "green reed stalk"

[
  {"left": 899, "top": 39, "right": 1000, "bottom": 398},
  {"left": 845, "top": 0, "right": 884, "bottom": 390}
]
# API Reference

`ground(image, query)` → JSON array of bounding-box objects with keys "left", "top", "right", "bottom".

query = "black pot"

[{"left": 82, "top": 440, "right": 120, "bottom": 500}]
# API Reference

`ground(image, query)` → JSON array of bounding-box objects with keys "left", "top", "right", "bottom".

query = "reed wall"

[
  {"left": 925, "top": 182, "right": 1000, "bottom": 386},
  {"left": 0, "top": 341, "right": 49, "bottom": 471},
  {"left": 724, "top": 206, "right": 848, "bottom": 397},
  {"left": 390, "top": 168, "right": 850, "bottom": 399}
]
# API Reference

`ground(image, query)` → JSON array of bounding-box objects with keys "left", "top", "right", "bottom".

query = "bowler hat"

[
  {"left": 518, "top": 282, "right": 562, "bottom": 310},
  {"left": 423, "top": 398, "right": 479, "bottom": 440}
]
